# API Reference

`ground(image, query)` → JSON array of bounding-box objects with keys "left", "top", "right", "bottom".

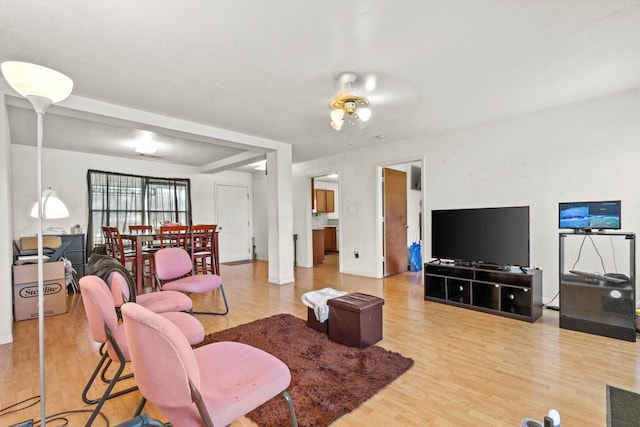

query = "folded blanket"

[{"left": 301, "top": 288, "right": 348, "bottom": 323}]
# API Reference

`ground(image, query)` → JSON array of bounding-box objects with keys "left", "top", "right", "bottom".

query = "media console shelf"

[
  {"left": 559, "top": 232, "right": 636, "bottom": 342},
  {"left": 424, "top": 262, "right": 543, "bottom": 322}
]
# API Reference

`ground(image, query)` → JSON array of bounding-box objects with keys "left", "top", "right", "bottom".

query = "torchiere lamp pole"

[{"left": 1, "top": 61, "right": 73, "bottom": 425}]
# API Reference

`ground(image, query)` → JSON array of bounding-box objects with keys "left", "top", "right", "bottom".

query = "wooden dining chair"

[
  {"left": 129, "top": 224, "right": 152, "bottom": 234},
  {"left": 128, "top": 224, "right": 160, "bottom": 276},
  {"left": 102, "top": 226, "right": 118, "bottom": 257},
  {"left": 191, "top": 224, "right": 217, "bottom": 274},
  {"left": 159, "top": 225, "right": 189, "bottom": 249},
  {"left": 105, "top": 226, "right": 157, "bottom": 292}
]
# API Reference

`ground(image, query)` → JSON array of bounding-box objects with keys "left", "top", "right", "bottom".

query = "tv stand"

[
  {"left": 559, "top": 232, "right": 636, "bottom": 341},
  {"left": 424, "top": 262, "right": 542, "bottom": 322}
]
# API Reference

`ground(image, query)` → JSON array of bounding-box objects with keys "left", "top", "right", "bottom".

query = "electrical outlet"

[
  {"left": 10, "top": 420, "right": 34, "bottom": 427},
  {"left": 354, "top": 251, "right": 359, "bottom": 258}
]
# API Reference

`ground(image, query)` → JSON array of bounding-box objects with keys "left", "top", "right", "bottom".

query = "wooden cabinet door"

[
  {"left": 312, "top": 229, "right": 325, "bottom": 265},
  {"left": 324, "top": 227, "right": 336, "bottom": 252},
  {"left": 326, "top": 190, "right": 335, "bottom": 213},
  {"left": 316, "top": 189, "right": 327, "bottom": 212}
]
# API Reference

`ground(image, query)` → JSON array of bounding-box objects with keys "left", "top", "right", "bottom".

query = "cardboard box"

[
  {"left": 20, "top": 235, "right": 62, "bottom": 251},
  {"left": 13, "top": 261, "right": 67, "bottom": 321}
]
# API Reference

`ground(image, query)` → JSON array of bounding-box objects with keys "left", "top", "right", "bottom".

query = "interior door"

[
  {"left": 383, "top": 167, "right": 408, "bottom": 277},
  {"left": 215, "top": 184, "right": 250, "bottom": 263}
]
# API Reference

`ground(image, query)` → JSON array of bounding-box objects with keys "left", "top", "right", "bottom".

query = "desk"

[{"left": 120, "top": 231, "right": 220, "bottom": 292}]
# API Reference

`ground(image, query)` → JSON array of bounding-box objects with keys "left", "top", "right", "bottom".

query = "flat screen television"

[
  {"left": 558, "top": 200, "right": 621, "bottom": 230},
  {"left": 431, "top": 206, "right": 530, "bottom": 268}
]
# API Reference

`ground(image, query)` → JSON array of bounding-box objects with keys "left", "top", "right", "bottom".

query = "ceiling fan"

[{"left": 329, "top": 72, "right": 375, "bottom": 131}]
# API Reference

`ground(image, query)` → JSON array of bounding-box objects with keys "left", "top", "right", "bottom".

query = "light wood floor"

[{"left": 1, "top": 253, "right": 639, "bottom": 426}]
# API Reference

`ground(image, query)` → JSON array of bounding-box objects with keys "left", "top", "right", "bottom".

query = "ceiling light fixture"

[
  {"left": 329, "top": 72, "right": 372, "bottom": 131},
  {"left": 135, "top": 139, "right": 158, "bottom": 155},
  {"left": 329, "top": 94, "right": 371, "bottom": 131}
]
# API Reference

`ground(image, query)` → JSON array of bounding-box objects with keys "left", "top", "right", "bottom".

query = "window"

[{"left": 87, "top": 170, "right": 192, "bottom": 253}]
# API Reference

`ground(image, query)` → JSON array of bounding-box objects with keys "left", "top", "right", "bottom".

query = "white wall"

[
  {"left": 11, "top": 145, "right": 253, "bottom": 242},
  {"left": 291, "top": 89, "right": 640, "bottom": 302}
]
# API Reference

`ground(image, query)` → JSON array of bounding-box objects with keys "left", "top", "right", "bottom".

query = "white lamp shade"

[
  {"left": 30, "top": 189, "right": 70, "bottom": 219},
  {"left": 1, "top": 61, "right": 73, "bottom": 103}
]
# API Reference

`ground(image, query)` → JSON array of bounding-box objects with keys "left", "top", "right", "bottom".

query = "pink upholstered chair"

[
  {"left": 80, "top": 275, "right": 205, "bottom": 426},
  {"left": 108, "top": 269, "right": 192, "bottom": 314},
  {"left": 155, "top": 247, "right": 228, "bottom": 315},
  {"left": 121, "top": 303, "right": 298, "bottom": 427},
  {"left": 87, "top": 253, "right": 192, "bottom": 316}
]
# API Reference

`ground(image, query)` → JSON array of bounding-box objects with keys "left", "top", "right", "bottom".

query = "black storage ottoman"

[
  {"left": 327, "top": 293, "right": 384, "bottom": 348},
  {"left": 307, "top": 307, "right": 328, "bottom": 334}
]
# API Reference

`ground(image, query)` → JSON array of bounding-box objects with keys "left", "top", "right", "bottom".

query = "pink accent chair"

[
  {"left": 155, "top": 247, "right": 229, "bottom": 315},
  {"left": 80, "top": 275, "right": 205, "bottom": 426},
  {"left": 108, "top": 270, "right": 192, "bottom": 314},
  {"left": 121, "top": 303, "right": 298, "bottom": 427}
]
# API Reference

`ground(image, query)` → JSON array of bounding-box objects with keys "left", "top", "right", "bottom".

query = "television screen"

[
  {"left": 558, "top": 200, "right": 621, "bottom": 230},
  {"left": 431, "top": 206, "right": 530, "bottom": 268}
]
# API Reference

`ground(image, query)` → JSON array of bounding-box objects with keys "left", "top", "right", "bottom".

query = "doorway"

[
  {"left": 379, "top": 160, "right": 423, "bottom": 277},
  {"left": 311, "top": 173, "right": 340, "bottom": 269},
  {"left": 383, "top": 167, "right": 408, "bottom": 276}
]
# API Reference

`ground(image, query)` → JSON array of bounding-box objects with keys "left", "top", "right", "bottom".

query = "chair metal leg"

[
  {"left": 193, "top": 284, "right": 229, "bottom": 316},
  {"left": 84, "top": 356, "right": 138, "bottom": 426},
  {"left": 83, "top": 352, "right": 109, "bottom": 404},
  {"left": 281, "top": 390, "right": 298, "bottom": 427},
  {"left": 83, "top": 351, "right": 138, "bottom": 405},
  {"left": 133, "top": 396, "right": 147, "bottom": 417},
  {"left": 100, "top": 357, "right": 134, "bottom": 384}
]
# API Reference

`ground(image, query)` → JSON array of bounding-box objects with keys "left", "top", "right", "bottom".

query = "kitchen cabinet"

[
  {"left": 313, "top": 229, "right": 325, "bottom": 265},
  {"left": 324, "top": 227, "right": 337, "bottom": 253},
  {"left": 315, "top": 189, "right": 335, "bottom": 213}
]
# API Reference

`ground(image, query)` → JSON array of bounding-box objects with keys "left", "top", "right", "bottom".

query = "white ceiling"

[{"left": 1, "top": 1, "right": 639, "bottom": 171}]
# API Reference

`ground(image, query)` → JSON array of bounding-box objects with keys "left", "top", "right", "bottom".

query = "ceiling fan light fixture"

[
  {"left": 356, "top": 107, "right": 371, "bottom": 122},
  {"left": 330, "top": 108, "right": 345, "bottom": 130},
  {"left": 329, "top": 94, "right": 370, "bottom": 131}
]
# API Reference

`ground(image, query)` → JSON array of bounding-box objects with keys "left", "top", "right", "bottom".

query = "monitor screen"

[
  {"left": 431, "top": 206, "right": 530, "bottom": 267},
  {"left": 559, "top": 200, "right": 621, "bottom": 230}
]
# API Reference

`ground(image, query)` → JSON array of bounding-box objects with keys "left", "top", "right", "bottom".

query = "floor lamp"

[{"left": 1, "top": 61, "right": 73, "bottom": 425}]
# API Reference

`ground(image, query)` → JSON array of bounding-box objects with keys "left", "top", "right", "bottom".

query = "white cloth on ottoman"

[{"left": 301, "top": 287, "right": 348, "bottom": 323}]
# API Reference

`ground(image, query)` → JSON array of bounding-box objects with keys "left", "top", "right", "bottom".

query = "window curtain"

[{"left": 87, "top": 170, "right": 192, "bottom": 256}]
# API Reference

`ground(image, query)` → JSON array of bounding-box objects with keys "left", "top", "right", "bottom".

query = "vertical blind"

[{"left": 86, "top": 169, "right": 192, "bottom": 254}]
